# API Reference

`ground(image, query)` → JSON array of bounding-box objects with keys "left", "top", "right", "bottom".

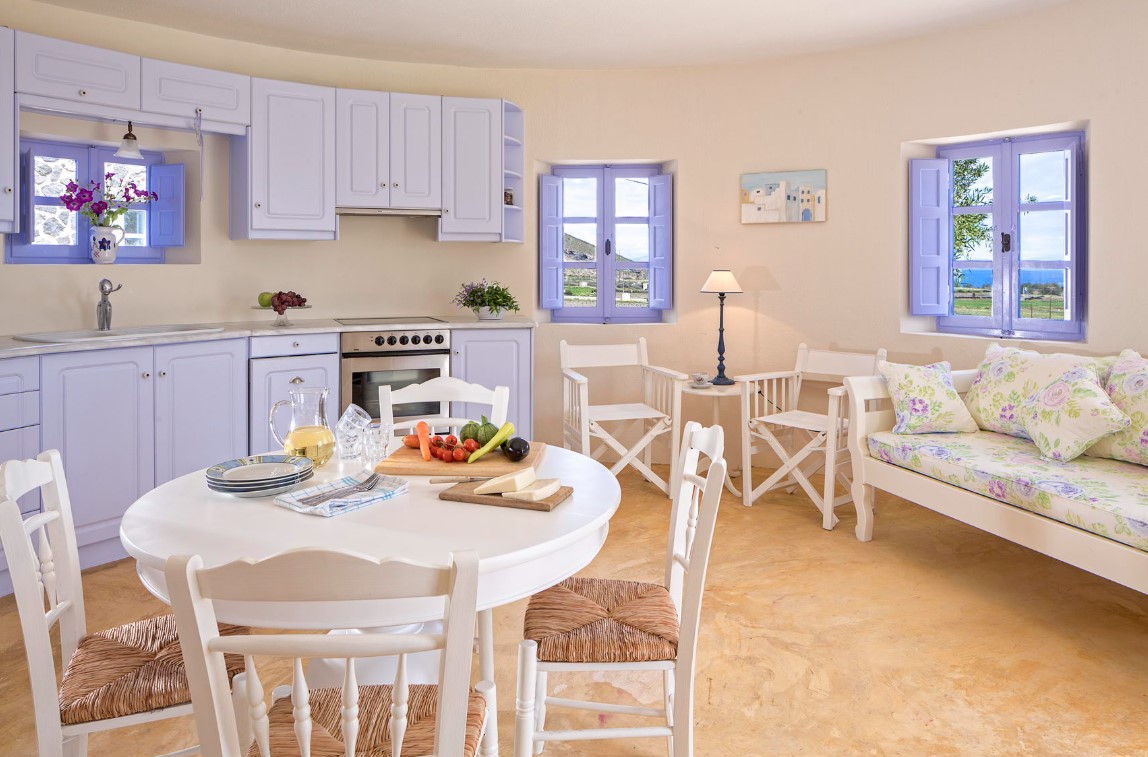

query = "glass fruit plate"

[{"left": 252, "top": 305, "right": 312, "bottom": 327}]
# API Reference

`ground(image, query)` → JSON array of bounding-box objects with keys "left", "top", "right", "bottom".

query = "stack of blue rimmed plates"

[{"left": 205, "top": 454, "right": 314, "bottom": 498}]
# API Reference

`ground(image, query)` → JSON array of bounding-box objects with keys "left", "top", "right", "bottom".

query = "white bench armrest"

[
  {"left": 733, "top": 370, "right": 799, "bottom": 383},
  {"left": 644, "top": 364, "right": 689, "bottom": 382},
  {"left": 562, "top": 368, "right": 588, "bottom": 385}
]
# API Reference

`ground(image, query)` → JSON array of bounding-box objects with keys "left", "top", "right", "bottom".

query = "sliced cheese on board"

[
  {"left": 474, "top": 467, "right": 537, "bottom": 495},
  {"left": 501, "top": 478, "right": 561, "bottom": 502}
]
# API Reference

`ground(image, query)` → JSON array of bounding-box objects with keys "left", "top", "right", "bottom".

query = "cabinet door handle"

[
  {"left": 142, "top": 372, "right": 151, "bottom": 379},
  {"left": 290, "top": 376, "right": 305, "bottom": 384},
  {"left": 292, "top": 341, "right": 301, "bottom": 348},
  {"left": 3, "top": 187, "right": 11, "bottom": 194},
  {"left": 254, "top": 202, "right": 262, "bottom": 208},
  {"left": 392, "top": 182, "right": 399, "bottom": 188},
  {"left": 159, "top": 370, "right": 167, "bottom": 377},
  {"left": 78, "top": 89, "right": 88, "bottom": 97},
  {"left": 380, "top": 181, "right": 387, "bottom": 188},
  {"left": 444, "top": 208, "right": 450, "bottom": 214}
]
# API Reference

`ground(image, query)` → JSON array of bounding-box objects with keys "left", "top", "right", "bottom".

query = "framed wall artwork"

[{"left": 740, "top": 169, "right": 827, "bottom": 224}]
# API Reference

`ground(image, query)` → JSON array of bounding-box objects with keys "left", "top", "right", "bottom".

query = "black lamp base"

[
  {"left": 711, "top": 375, "right": 734, "bottom": 386},
  {"left": 710, "top": 291, "right": 734, "bottom": 386}
]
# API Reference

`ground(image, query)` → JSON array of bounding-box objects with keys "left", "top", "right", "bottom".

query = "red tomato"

[
  {"left": 430, "top": 435, "right": 444, "bottom": 448},
  {"left": 443, "top": 450, "right": 457, "bottom": 462},
  {"left": 463, "top": 438, "right": 480, "bottom": 453},
  {"left": 452, "top": 446, "right": 467, "bottom": 462},
  {"left": 444, "top": 434, "right": 459, "bottom": 446}
]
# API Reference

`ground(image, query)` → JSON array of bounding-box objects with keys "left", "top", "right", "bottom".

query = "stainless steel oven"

[{"left": 339, "top": 323, "right": 451, "bottom": 423}]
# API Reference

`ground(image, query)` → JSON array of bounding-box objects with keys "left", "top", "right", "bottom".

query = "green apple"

[{"left": 257, "top": 291, "right": 274, "bottom": 308}]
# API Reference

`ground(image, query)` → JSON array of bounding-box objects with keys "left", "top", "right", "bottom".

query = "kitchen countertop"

[{"left": 0, "top": 316, "right": 538, "bottom": 359}]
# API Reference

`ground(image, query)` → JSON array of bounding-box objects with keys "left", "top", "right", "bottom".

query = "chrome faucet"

[{"left": 96, "top": 279, "right": 123, "bottom": 331}]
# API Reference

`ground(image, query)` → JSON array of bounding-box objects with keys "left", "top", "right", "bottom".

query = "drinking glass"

[
  {"left": 361, "top": 421, "right": 393, "bottom": 466},
  {"left": 335, "top": 403, "right": 372, "bottom": 460}
]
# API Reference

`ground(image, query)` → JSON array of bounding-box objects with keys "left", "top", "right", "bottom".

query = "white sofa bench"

[{"left": 844, "top": 368, "right": 1148, "bottom": 595}]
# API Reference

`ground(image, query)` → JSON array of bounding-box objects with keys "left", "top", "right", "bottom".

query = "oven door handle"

[{"left": 342, "top": 348, "right": 451, "bottom": 358}]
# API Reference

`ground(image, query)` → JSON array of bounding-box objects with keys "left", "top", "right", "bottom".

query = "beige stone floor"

[{"left": 2, "top": 467, "right": 1148, "bottom": 756}]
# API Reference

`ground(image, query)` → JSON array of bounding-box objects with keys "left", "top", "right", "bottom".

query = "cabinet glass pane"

[
  {"left": 952, "top": 157, "right": 992, "bottom": 207},
  {"left": 615, "top": 176, "right": 649, "bottom": 217},
  {"left": 952, "top": 269, "right": 992, "bottom": 317},
  {"left": 1018, "top": 269, "right": 1067, "bottom": 321},
  {"left": 615, "top": 223, "right": 649, "bottom": 262},
  {"left": 564, "top": 267, "right": 597, "bottom": 307},
  {"left": 563, "top": 223, "right": 596, "bottom": 262},
  {"left": 1019, "top": 210, "right": 1068, "bottom": 261},
  {"left": 953, "top": 213, "right": 993, "bottom": 261},
  {"left": 33, "top": 206, "right": 77, "bottom": 245},
  {"left": 562, "top": 177, "right": 597, "bottom": 218},
  {"left": 615, "top": 268, "right": 649, "bottom": 308},
  {"left": 1019, "top": 150, "right": 1068, "bottom": 203},
  {"left": 34, "top": 155, "right": 77, "bottom": 198},
  {"left": 115, "top": 209, "right": 148, "bottom": 247}
]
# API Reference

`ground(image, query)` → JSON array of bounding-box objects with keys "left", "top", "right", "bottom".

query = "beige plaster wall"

[{"left": 1, "top": 0, "right": 1144, "bottom": 452}]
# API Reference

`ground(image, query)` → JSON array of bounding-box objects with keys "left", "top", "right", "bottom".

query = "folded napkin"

[{"left": 274, "top": 470, "right": 409, "bottom": 517}]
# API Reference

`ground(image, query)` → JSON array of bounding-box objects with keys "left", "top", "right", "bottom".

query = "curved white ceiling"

[{"left": 30, "top": 0, "right": 1072, "bottom": 69}]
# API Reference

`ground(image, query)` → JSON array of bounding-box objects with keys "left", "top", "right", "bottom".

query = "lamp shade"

[
  {"left": 700, "top": 269, "right": 743, "bottom": 294},
  {"left": 114, "top": 121, "right": 143, "bottom": 160}
]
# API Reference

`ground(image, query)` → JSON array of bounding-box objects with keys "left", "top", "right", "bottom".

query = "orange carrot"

[{"left": 417, "top": 421, "right": 431, "bottom": 461}]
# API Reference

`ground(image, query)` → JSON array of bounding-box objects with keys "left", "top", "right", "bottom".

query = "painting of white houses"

[{"left": 740, "top": 169, "right": 827, "bottom": 223}]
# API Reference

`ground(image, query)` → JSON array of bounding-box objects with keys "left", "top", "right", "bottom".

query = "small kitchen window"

[{"left": 6, "top": 138, "right": 185, "bottom": 264}]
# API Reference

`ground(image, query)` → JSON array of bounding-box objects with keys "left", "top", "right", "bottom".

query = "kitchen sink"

[{"left": 13, "top": 325, "right": 226, "bottom": 344}]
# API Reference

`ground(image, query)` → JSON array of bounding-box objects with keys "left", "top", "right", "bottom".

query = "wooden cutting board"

[
  {"left": 437, "top": 481, "right": 574, "bottom": 512},
  {"left": 375, "top": 442, "right": 547, "bottom": 477}
]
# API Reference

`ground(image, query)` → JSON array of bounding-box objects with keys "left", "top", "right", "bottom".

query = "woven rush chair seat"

[
  {"left": 247, "top": 684, "right": 487, "bottom": 757},
  {"left": 59, "top": 614, "right": 247, "bottom": 725},
  {"left": 524, "top": 576, "right": 680, "bottom": 664}
]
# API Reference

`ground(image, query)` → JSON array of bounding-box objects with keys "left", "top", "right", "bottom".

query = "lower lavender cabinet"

[
  {"left": 450, "top": 328, "right": 533, "bottom": 440},
  {"left": 40, "top": 339, "right": 247, "bottom": 570}
]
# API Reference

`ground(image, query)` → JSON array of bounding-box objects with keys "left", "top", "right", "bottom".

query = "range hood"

[{"left": 336, "top": 206, "right": 441, "bottom": 217}]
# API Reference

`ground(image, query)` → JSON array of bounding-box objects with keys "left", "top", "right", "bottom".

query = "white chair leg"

[
  {"left": 62, "top": 733, "right": 87, "bottom": 757},
  {"left": 822, "top": 442, "right": 839, "bottom": 531},
  {"left": 671, "top": 669, "right": 693, "bottom": 757},
  {"left": 741, "top": 433, "right": 754, "bottom": 507},
  {"left": 664, "top": 668, "right": 676, "bottom": 757},
  {"left": 515, "top": 641, "right": 539, "bottom": 757},
  {"left": 533, "top": 670, "right": 548, "bottom": 755},
  {"left": 478, "top": 609, "right": 499, "bottom": 757},
  {"left": 853, "top": 482, "right": 876, "bottom": 541},
  {"left": 231, "top": 671, "right": 253, "bottom": 749}
]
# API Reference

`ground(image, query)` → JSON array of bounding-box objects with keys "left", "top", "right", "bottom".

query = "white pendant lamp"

[{"left": 114, "top": 121, "right": 143, "bottom": 160}]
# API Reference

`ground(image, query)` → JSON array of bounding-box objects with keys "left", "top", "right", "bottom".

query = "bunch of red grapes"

[{"left": 270, "top": 291, "right": 307, "bottom": 315}]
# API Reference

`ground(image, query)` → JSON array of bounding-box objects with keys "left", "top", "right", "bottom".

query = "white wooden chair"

[
  {"left": 0, "top": 449, "right": 247, "bottom": 757},
  {"left": 380, "top": 375, "right": 509, "bottom": 435},
  {"left": 166, "top": 547, "right": 491, "bottom": 757},
  {"left": 560, "top": 338, "right": 687, "bottom": 495},
  {"left": 736, "top": 344, "right": 886, "bottom": 529},
  {"left": 513, "top": 421, "right": 726, "bottom": 757}
]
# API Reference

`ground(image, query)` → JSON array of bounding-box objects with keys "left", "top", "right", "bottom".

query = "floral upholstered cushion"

[
  {"left": 878, "top": 360, "right": 978, "bottom": 434},
  {"left": 867, "top": 430, "right": 1148, "bottom": 552},
  {"left": 1019, "top": 365, "right": 1130, "bottom": 462},
  {"left": 963, "top": 343, "right": 1101, "bottom": 439},
  {"left": 1087, "top": 349, "right": 1148, "bottom": 466}
]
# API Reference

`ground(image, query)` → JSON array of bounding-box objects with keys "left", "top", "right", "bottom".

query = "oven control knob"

[
  {"left": 424, "top": 334, "right": 433, "bottom": 344},
  {"left": 399, "top": 335, "right": 409, "bottom": 345},
  {"left": 387, "top": 336, "right": 397, "bottom": 346},
  {"left": 411, "top": 335, "right": 422, "bottom": 345},
  {"left": 374, "top": 336, "right": 385, "bottom": 346},
  {"left": 434, "top": 334, "right": 445, "bottom": 344}
]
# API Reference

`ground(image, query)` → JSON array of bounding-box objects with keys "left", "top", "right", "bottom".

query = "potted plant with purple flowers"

[
  {"left": 59, "top": 173, "right": 158, "bottom": 264},
  {"left": 452, "top": 280, "right": 520, "bottom": 320}
]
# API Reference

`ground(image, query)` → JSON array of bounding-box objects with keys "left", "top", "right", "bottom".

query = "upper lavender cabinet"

[
  {"left": 390, "top": 93, "right": 441, "bottom": 209},
  {"left": 230, "top": 77, "right": 337, "bottom": 240},
  {"left": 336, "top": 88, "right": 390, "bottom": 208},
  {"left": 0, "top": 27, "right": 17, "bottom": 234},
  {"left": 141, "top": 58, "right": 251, "bottom": 126},
  {"left": 15, "top": 32, "right": 140, "bottom": 109}
]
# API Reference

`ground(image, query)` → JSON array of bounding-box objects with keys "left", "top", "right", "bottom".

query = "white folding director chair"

[
  {"left": 560, "top": 338, "right": 687, "bottom": 495},
  {"left": 736, "top": 344, "right": 886, "bottom": 529}
]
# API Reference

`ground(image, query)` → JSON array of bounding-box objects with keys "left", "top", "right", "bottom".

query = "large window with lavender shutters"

[
  {"left": 909, "top": 131, "right": 1085, "bottom": 341},
  {"left": 540, "top": 164, "right": 673, "bottom": 323}
]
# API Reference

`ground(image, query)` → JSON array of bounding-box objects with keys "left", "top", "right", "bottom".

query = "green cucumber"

[{"left": 467, "top": 421, "right": 516, "bottom": 463}]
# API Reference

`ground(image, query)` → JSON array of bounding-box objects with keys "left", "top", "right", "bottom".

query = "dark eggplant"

[{"left": 501, "top": 436, "right": 530, "bottom": 463}]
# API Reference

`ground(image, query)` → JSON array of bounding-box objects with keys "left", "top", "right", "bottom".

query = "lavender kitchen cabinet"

[
  {"left": 0, "top": 27, "right": 16, "bottom": 234},
  {"left": 439, "top": 97, "right": 502, "bottom": 238},
  {"left": 450, "top": 328, "right": 533, "bottom": 440},
  {"left": 154, "top": 339, "right": 248, "bottom": 486},
  {"left": 336, "top": 88, "right": 390, "bottom": 208},
  {"left": 390, "top": 93, "right": 441, "bottom": 209},
  {"left": 15, "top": 31, "right": 141, "bottom": 109},
  {"left": 41, "top": 347, "right": 154, "bottom": 570},
  {"left": 250, "top": 352, "right": 340, "bottom": 456}
]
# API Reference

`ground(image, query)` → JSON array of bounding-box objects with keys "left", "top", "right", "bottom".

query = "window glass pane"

[
  {"left": 564, "top": 267, "right": 597, "bottom": 307},
  {"left": 953, "top": 213, "right": 993, "bottom": 261},
  {"left": 615, "top": 268, "right": 649, "bottom": 308},
  {"left": 562, "top": 177, "right": 597, "bottom": 218},
  {"left": 952, "top": 157, "right": 992, "bottom": 207},
  {"left": 614, "top": 223, "right": 649, "bottom": 262},
  {"left": 1020, "top": 210, "right": 1068, "bottom": 261},
  {"left": 1018, "top": 269, "right": 1067, "bottom": 320},
  {"left": 34, "top": 155, "right": 77, "bottom": 198},
  {"left": 615, "top": 176, "right": 649, "bottom": 217},
  {"left": 563, "top": 223, "right": 596, "bottom": 262},
  {"left": 104, "top": 161, "right": 147, "bottom": 195},
  {"left": 33, "top": 205, "right": 76, "bottom": 245},
  {"left": 952, "top": 269, "right": 993, "bottom": 317},
  {"left": 115, "top": 209, "right": 148, "bottom": 247},
  {"left": 1019, "top": 150, "right": 1068, "bottom": 203}
]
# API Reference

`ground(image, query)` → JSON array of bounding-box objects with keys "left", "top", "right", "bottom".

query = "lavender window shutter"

[
  {"left": 539, "top": 174, "right": 563, "bottom": 309},
  {"left": 148, "top": 163, "right": 185, "bottom": 248},
  {"left": 649, "top": 174, "right": 673, "bottom": 309},
  {"left": 908, "top": 158, "right": 951, "bottom": 316}
]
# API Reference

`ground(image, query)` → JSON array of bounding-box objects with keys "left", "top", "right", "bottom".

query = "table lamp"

[{"left": 700, "top": 269, "right": 742, "bottom": 385}]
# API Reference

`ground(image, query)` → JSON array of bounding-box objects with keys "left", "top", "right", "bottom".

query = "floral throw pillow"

[
  {"left": 878, "top": 360, "right": 979, "bottom": 434},
  {"left": 964, "top": 343, "right": 1099, "bottom": 439},
  {"left": 1019, "top": 364, "right": 1130, "bottom": 462},
  {"left": 1086, "top": 349, "right": 1148, "bottom": 466}
]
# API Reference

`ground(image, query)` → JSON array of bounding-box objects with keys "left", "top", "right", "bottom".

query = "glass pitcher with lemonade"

[{"left": 269, "top": 387, "right": 336, "bottom": 466}]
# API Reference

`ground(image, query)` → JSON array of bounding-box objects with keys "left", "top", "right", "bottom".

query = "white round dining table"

[{"left": 119, "top": 445, "right": 621, "bottom": 757}]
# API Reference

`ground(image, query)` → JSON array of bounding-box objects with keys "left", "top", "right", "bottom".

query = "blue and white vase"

[{"left": 90, "top": 226, "right": 124, "bottom": 264}]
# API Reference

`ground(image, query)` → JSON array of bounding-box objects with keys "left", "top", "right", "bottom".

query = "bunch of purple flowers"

[{"left": 59, "top": 173, "right": 158, "bottom": 227}]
